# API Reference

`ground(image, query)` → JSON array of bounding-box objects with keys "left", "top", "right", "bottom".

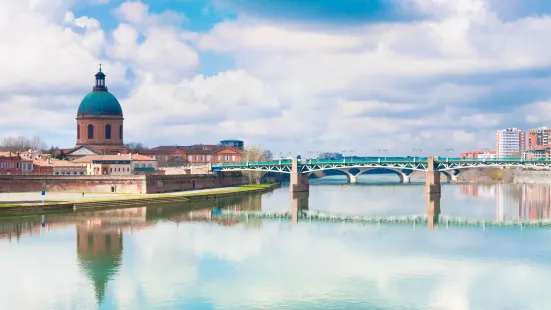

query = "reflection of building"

[
  {"left": 77, "top": 224, "right": 122, "bottom": 304},
  {"left": 76, "top": 207, "right": 147, "bottom": 304},
  {"left": 520, "top": 185, "right": 551, "bottom": 220},
  {"left": 459, "top": 184, "right": 495, "bottom": 198},
  {"left": 496, "top": 184, "right": 523, "bottom": 220}
]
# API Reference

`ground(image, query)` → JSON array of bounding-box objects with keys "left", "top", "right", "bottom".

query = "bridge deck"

[{"left": 212, "top": 157, "right": 551, "bottom": 173}]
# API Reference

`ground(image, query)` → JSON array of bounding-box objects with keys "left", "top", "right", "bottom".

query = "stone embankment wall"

[
  {"left": 145, "top": 172, "right": 247, "bottom": 193},
  {"left": 513, "top": 171, "right": 551, "bottom": 184},
  {"left": 0, "top": 172, "right": 248, "bottom": 194},
  {"left": 0, "top": 175, "right": 145, "bottom": 193}
]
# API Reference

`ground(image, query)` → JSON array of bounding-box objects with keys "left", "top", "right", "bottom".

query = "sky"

[{"left": 3, "top": 0, "right": 551, "bottom": 156}]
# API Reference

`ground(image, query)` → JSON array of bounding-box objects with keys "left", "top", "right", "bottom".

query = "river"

[{"left": 1, "top": 176, "right": 551, "bottom": 309}]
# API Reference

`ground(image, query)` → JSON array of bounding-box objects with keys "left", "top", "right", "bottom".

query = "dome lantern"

[{"left": 93, "top": 64, "right": 108, "bottom": 92}]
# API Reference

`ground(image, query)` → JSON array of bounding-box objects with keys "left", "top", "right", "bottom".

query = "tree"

[
  {"left": 243, "top": 146, "right": 269, "bottom": 184},
  {"left": 263, "top": 149, "right": 273, "bottom": 160},
  {"left": 55, "top": 150, "right": 67, "bottom": 160},
  {"left": 124, "top": 142, "right": 149, "bottom": 153},
  {"left": 1, "top": 136, "right": 48, "bottom": 153}
]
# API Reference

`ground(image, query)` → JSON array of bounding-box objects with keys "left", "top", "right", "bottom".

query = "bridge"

[{"left": 212, "top": 156, "right": 551, "bottom": 194}]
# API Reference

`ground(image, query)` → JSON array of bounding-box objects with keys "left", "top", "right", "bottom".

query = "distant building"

[
  {"left": 129, "top": 154, "right": 158, "bottom": 173},
  {"left": 523, "top": 127, "right": 551, "bottom": 159},
  {"left": 33, "top": 159, "right": 86, "bottom": 175},
  {"left": 73, "top": 155, "right": 132, "bottom": 176},
  {"left": 75, "top": 66, "right": 126, "bottom": 155},
  {"left": 523, "top": 146, "right": 551, "bottom": 160},
  {"left": 142, "top": 144, "right": 242, "bottom": 167},
  {"left": 460, "top": 150, "right": 496, "bottom": 159},
  {"left": 219, "top": 140, "right": 244, "bottom": 149},
  {"left": 0, "top": 153, "right": 22, "bottom": 175},
  {"left": 496, "top": 128, "right": 525, "bottom": 158},
  {"left": 72, "top": 154, "right": 157, "bottom": 176},
  {"left": 527, "top": 127, "right": 551, "bottom": 148},
  {"left": 21, "top": 157, "right": 34, "bottom": 174},
  {"left": 318, "top": 152, "right": 343, "bottom": 160}
]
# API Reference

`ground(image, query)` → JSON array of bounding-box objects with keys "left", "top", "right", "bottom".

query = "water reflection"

[
  {"left": 459, "top": 183, "right": 551, "bottom": 220},
  {"left": 291, "top": 191, "right": 309, "bottom": 224},
  {"left": 426, "top": 194, "right": 441, "bottom": 230},
  {"left": 0, "top": 195, "right": 263, "bottom": 307},
  {"left": 3, "top": 186, "right": 551, "bottom": 309}
]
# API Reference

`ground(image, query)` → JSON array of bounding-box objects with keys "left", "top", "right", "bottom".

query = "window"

[
  {"left": 77, "top": 125, "right": 80, "bottom": 139},
  {"left": 232, "top": 155, "right": 236, "bottom": 161},
  {"left": 16, "top": 162, "right": 20, "bottom": 169},
  {"left": 188, "top": 155, "right": 192, "bottom": 161},
  {"left": 207, "top": 155, "right": 211, "bottom": 161},
  {"left": 10, "top": 162, "right": 14, "bottom": 168},
  {"left": 105, "top": 125, "right": 111, "bottom": 139},
  {"left": 120, "top": 125, "right": 123, "bottom": 140},
  {"left": 88, "top": 124, "right": 94, "bottom": 139}
]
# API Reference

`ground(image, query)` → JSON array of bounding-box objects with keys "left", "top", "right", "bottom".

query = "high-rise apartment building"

[
  {"left": 496, "top": 128, "right": 525, "bottom": 158},
  {"left": 527, "top": 127, "right": 551, "bottom": 148}
]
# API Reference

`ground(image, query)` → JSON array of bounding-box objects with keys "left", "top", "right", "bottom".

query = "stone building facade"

[{"left": 75, "top": 66, "right": 125, "bottom": 155}]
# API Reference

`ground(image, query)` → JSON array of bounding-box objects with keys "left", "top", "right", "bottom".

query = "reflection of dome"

[
  {"left": 77, "top": 91, "right": 123, "bottom": 116},
  {"left": 77, "top": 227, "right": 123, "bottom": 304}
]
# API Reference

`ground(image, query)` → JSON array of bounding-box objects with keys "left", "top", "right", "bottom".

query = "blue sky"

[{"left": 2, "top": 0, "right": 551, "bottom": 155}]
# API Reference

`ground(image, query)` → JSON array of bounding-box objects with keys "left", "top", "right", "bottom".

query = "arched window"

[
  {"left": 120, "top": 125, "right": 123, "bottom": 140},
  {"left": 77, "top": 125, "right": 80, "bottom": 140},
  {"left": 105, "top": 125, "right": 111, "bottom": 140},
  {"left": 88, "top": 124, "right": 94, "bottom": 139}
]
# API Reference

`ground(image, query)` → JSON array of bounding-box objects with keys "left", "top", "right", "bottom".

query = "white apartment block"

[{"left": 496, "top": 128, "right": 526, "bottom": 158}]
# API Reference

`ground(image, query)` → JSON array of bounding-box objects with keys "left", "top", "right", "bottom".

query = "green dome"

[{"left": 78, "top": 91, "right": 123, "bottom": 116}]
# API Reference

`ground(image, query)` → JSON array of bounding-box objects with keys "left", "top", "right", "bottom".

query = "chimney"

[{"left": 130, "top": 152, "right": 133, "bottom": 160}]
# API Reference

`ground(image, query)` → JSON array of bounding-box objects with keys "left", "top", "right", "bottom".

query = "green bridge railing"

[{"left": 212, "top": 157, "right": 547, "bottom": 168}]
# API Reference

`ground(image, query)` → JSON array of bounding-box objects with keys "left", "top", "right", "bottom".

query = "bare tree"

[
  {"left": 243, "top": 146, "right": 269, "bottom": 184},
  {"left": 1, "top": 136, "right": 48, "bottom": 153},
  {"left": 124, "top": 142, "right": 149, "bottom": 153}
]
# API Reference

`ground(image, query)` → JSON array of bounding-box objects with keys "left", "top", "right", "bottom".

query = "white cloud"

[
  {"left": 2, "top": 0, "right": 551, "bottom": 154},
  {"left": 114, "top": 1, "right": 187, "bottom": 28}
]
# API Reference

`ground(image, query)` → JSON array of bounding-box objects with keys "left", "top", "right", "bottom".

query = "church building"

[{"left": 68, "top": 66, "right": 126, "bottom": 157}]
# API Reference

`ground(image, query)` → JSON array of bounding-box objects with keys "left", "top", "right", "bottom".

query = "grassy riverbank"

[{"left": 0, "top": 183, "right": 280, "bottom": 215}]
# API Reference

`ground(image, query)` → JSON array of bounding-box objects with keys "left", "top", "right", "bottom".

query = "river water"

[{"left": 2, "top": 175, "right": 551, "bottom": 309}]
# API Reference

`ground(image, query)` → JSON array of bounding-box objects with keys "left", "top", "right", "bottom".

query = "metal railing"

[{"left": 211, "top": 157, "right": 550, "bottom": 168}]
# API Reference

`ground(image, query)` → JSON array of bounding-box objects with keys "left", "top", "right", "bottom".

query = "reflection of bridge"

[{"left": 213, "top": 157, "right": 551, "bottom": 194}]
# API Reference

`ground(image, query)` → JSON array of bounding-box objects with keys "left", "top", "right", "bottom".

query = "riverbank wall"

[
  {"left": 0, "top": 172, "right": 248, "bottom": 194},
  {"left": 513, "top": 171, "right": 551, "bottom": 184},
  {"left": 0, "top": 183, "right": 280, "bottom": 215}
]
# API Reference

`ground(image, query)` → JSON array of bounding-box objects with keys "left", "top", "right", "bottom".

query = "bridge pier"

[
  {"left": 290, "top": 158, "right": 309, "bottom": 192},
  {"left": 426, "top": 193, "right": 441, "bottom": 230},
  {"left": 401, "top": 174, "right": 411, "bottom": 184},
  {"left": 348, "top": 174, "right": 358, "bottom": 184},
  {"left": 425, "top": 156, "right": 441, "bottom": 194}
]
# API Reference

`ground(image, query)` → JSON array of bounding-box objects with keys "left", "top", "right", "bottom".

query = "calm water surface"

[{"left": 2, "top": 176, "right": 551, "bottom": 309}]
